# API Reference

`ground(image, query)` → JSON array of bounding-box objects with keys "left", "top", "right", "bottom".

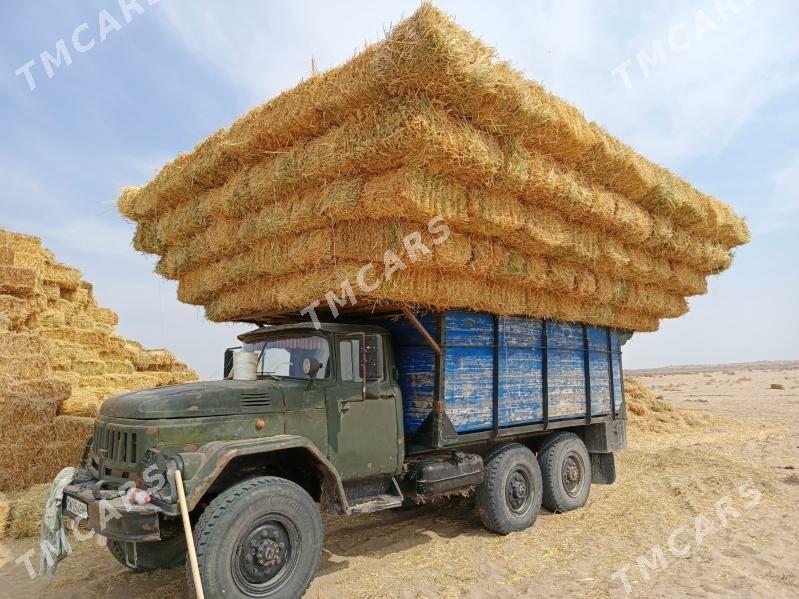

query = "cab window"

[{"left": 339, "top": 335, "right": 383, "bottom": 382}]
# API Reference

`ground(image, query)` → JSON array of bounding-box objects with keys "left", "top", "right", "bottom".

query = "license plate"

[{"left": 65, "top": 496, "right": 88, "bottom": 520}]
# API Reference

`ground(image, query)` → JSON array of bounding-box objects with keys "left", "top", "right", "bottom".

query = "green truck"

[{"left": 61, "top": 309, "right": 627, "bottom": 598}]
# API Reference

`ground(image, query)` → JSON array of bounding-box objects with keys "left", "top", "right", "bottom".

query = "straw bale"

[
  {"left": 0, "top": 354, "right": 51, "bottom": 381},
  {"left": 0, "top": 392, "right": 61, "bottom": 428},
  {"left": 132, "top": 348, "right": 185, "bottom": 372},
  {"left": 132, "top": 107, "right": 737, "bottom": 281},
  {"left": 176, "top": 218, "right": 687, "bottom": 322},
  {"left": 0, "top": 331, "right": 50, "bottom": 355},
  {"left": 7, "top": 377, "right": 71, "bottom": 402},
  {"left": 38, "top": 327, "right": 126, "bottom": 352},
  {"left": 0, "top": 266, "right": 38, "bottom": 295},
  {"left": 119, "top": 6, "right": 748, "bottom": 251},
  {"left": 40, "top": 263, "right": 81, "bottom": 290},
  {"left": 54, "top": 414, "right": 94, "bottom": 447},
  {"left": 0, "top": 493, "right": 9, "bottom": 540},
  {"left": 5, "top": 483, "right": 48, "bottom": 539},
  {"left": 60, "top": 386, "right": 128, "bottom": 418},
  {"left": 0, "top": 246, "right": 13, "bottom": 266},
  {"left": 0, "top": 230, "right": 42, "bottom": 254},
  {"left": 154, "top": 168, "right": 713, "bottom": 303},
  {"left": 204, "top": 263, "right": 660, "bottom": 332}
]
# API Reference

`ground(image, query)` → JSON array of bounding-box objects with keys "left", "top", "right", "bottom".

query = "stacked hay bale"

[
  {"left": 0, "top": 228, "right": 196, "bottom": 498},
  {"left": 118, "top": 5, "right": 748, "bottom": 332}
]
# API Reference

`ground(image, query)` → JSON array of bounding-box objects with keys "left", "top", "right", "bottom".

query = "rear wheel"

[
  {"left": 538, "top": 432, "right": 591, "bottom": 513},
  {"left": 476, "top": 443, "right": 543, "bottom": 535},
  {"left": 189, "top": 476, "right": 323, "bottom": 598},
  {"left": 108, "top": 534, "right": 186, "bottom": 571}
]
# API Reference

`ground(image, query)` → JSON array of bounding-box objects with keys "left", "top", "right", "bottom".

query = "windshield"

[{"left": 242, "top": 335, "right": 330, "bottom": 379}]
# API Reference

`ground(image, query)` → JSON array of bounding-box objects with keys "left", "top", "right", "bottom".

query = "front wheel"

[
  {"left": 476, "top": 443, "right": 543, "bottom": 535},
  {"left": 189, "top": 476, "right": 323, "bottom": 599}
]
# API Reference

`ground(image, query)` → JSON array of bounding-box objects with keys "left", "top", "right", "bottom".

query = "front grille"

[{"left": 94, "top": 423, "right": 139, "bottom": 467}]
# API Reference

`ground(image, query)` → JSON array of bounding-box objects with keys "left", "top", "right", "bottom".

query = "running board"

[{"left": 345, "top": 476, "right": 403, "bottom": 514}]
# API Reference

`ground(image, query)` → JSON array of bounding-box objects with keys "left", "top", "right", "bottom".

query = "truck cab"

[{"left": 61, "top": 311, "right": 627, "bottom": 599}]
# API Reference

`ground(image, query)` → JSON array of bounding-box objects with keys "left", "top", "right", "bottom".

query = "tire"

[
  {"left": 108, "top": 534, "right": 186, "bottom": 571},
  {"left": 188, "top": 476, "right": 323, "bottom": 599},
  {"left": 476, "top": 443, "right": 543, "bottom": 535},
  {"left": 538, "top": 432, "right": 592, "bottom": 513}
]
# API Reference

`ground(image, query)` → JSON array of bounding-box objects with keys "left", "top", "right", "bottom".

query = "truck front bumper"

[{"left": 62, "top": 481, "right": 164, "bottom": 542}]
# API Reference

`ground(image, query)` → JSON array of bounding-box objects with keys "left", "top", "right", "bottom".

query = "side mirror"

[{"left": 303, "top": 357, "right": 321, "bottom": 379}]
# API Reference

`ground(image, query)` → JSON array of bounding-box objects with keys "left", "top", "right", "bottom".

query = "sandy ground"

[{"left": 1, "top": 364, "right": 798, "bottom": 598}]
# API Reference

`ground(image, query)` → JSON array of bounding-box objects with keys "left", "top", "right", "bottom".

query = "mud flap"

[{"left": 590, "top": 452, "right": 616, "bottom": 485}]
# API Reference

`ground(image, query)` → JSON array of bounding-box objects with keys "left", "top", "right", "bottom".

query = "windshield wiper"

[{"left": 260, "top": 372, "right": 281, "bottom": 380}]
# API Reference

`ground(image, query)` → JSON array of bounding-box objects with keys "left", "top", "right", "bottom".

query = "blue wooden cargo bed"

[{"left": 378, "top": 311, "right": 627, "bottom": 448}]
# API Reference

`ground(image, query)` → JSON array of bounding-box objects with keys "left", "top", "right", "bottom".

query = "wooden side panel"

[
  {"left": 588, "top": 325, "right": 612, "bottom": 415},
  {"left": 498, "top": 346, "right": 544, "bottom": 425},
  {"left": 546, "top": 322, "right": 587, "bottom": 418},
  {"left": 379, "top": 313, "right": 440, "bottom": 434},
  {"left": 442, "top": 312, "right": 493, "bottom": 432},
  {"left": 444, "top": 312, "right": 493, "bottom": 346},
  {"left": 443, "top": 346, "right": 493, "bottom": 432},
  {"left": 386, "top": 310, "right": 626, "bottom": 435},
  {"left": 497, "top": 316, "right": 544, "bottom": 426},
  {"left": 394, "top": 347, "right": 436, "bottom": 434},
  {"left": 589, "top": 350, "right": 611, "bottom": 414}
]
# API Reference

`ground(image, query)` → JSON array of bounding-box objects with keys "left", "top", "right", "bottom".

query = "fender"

[{"left": 174, "top": 434, "right": 350, "bottom": 513}]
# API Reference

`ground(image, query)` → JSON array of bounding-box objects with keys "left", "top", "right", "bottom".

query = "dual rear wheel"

[{"left": 476, "top": 433, "right": 591, "bottom": 534}]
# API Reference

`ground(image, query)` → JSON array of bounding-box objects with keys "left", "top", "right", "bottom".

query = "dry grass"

[
  {"left": 5, "top": 483, "right": 48, "bottom": 539},
  {"left": 116, "top": 5, "right": 747, "bottom": 329},
  {"left": 0, "top": 227, "right": 197, "bottom": 494}
]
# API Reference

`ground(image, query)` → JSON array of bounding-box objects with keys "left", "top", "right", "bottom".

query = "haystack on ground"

[
  {"left": 0, "top": 228, "right": 197, "bottom": 497},
  {"left": 118, "top": 5, "right": 747, "bottom": 332}
]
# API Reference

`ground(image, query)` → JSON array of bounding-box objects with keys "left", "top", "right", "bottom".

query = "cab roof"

[{"left": 238, "top": 321, "right": 389, "bottom": 343}]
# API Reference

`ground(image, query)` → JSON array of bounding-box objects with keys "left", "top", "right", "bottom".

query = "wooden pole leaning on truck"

[
  {"left": 175, "top": 468, "right": 205, "bottom": 599},
  {"left": 402, "top": 305, "right": 442, "bottom": 355}
]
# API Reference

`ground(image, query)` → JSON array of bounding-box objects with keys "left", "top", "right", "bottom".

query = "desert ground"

[{"left": 1, "top": 363, "right": 797, "bottom": 598}]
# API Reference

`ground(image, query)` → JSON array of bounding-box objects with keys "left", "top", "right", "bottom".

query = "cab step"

[{"left": 345, "top": 476, "right": 403, "bottom": 514}]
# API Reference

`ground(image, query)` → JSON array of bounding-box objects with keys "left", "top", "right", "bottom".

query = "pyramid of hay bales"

[
  {"left": 118, "top": 4, "right": 748, "bottom": 332},
  {"left": 0, "top": 228, "right": 196, "bottom": 492}
]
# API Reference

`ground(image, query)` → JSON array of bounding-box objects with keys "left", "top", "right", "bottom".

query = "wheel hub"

[
  {"left": 238, "top": 523, "right": 290, "bottom": 584},
  {"left": 506, "top": 469, "right": 531, "bottom": 514},
  {"left": 561, "top": 453, "right": 584, "bottom": 497},
  {"left": 255, "top": 538, "right": 284, "bottom": 567}
]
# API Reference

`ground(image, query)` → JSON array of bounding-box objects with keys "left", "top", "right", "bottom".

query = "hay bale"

[
  {"left": 116, "top": 6, "right": 747, "bottom": 330},
  {"left": 119, "top": 6, "right": 747, "bottom": 248},
  {"left": 6, "top": 483, "right": 48, "bottom": 539},
  {"left": 0, "top": 227, "right": 197, "bottom": 492},
  {"left": 0, "top": 492, "right": 10, "bottom": 540}
]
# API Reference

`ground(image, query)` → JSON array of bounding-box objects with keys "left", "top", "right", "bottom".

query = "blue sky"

[{"left": 1, "top": 0, "right": 797, "bottom": 379}]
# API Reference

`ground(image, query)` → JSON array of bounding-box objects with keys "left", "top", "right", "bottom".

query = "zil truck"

[{"left": 61, "top": 308, "right": 628, "bottom": 598}]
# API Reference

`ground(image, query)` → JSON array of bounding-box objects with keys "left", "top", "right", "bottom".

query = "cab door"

[{"left": 325, "top": 333, "right": 401, "bottom": 481}]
